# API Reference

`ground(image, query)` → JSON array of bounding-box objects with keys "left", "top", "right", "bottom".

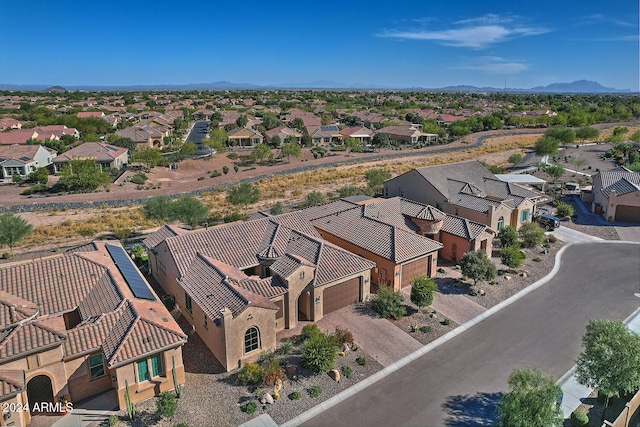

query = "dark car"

[{"left": 536, "top": 213, "right": 560, "bottom": 230}]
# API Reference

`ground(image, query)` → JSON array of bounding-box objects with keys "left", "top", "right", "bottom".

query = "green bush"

[
  {"left": 1, "top": 253, "right": 9, "bottom": 260},
  {"left": 279, "top": 339, "right": 293, "bottom": 354},
  {"left": 570, "top": 410, "right": 589, "bottom": 426},
  {"left": 233, "top": 165, "right": 239, "bottom": 173},
  {"left": 21, "top": 183, "right": 49, "bottom": 195},
  {"left": 501, "top": 245, "right": 525, "bottom": 268},
  {"left": 302, "top": 333, "right": 339, "bottom": 374},
  {"left": 498, "top": 226, "right": 518, "bottom": 248},
  {"left": 237, "top": 363, "right": 262, "bottom": 385},
  {"left": 288, "top": 391, "right": 302, "bottom": 400},
  {"left": 222, "top": 165, "right": 229, "bottom": 175},
  {"left": 419, "top": 326, "right": 432, "bottom": 334},
  {"left": 210, "top": 170, "right": 221, "bottom": 178},
  {"left": 556, "top": 203, "right": 574, "bottom": 218},
  {"left": 173, "top": 424, "right": 189, "bottom": 427},
  {"left": 307, "top": 385, "right": 322, "bottom": 398},
  {"left": 370, "top": 286, "right": 406, "bottom": 320},
  {"left": 341, "top": 365, "right": 352, "bottom": 379},
  {"left": 242, "top": 400, "right": 257, "bottom": 414},
  {"left": 130, "top": 173, "right": 148, "bottom": 185},
  {"left": 223, "top": 211, "right": 244, "bottom": 223},
  {"left": 155, "top": 391, "right": 177, "bottom": 418},
  {"left": 519, "top": 222, "right": 546, "bottom": 248},
  {"left": 227, "top": 152, "right": 239, "bottom": 160},
  {"left": 443, "top": 318, "right": 451, "bottom": 326},
  {"left": 356, "top": 357, "right": 367, "bottom": 366},
  {"left": 300, "top": 323, "right": 323, "bottom": 342},
  {"left": 109, "top": 415, "right": 119, "bottom": 426}
]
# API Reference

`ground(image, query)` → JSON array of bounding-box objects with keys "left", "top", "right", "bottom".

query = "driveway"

[
  {"left": 552, "top": 225, "right": 603, "bottom": 244},
  {"left": 299, "top": 242, "right": 640, "bottom": 427},
  {"left": 278, "top": 304, "right": 423, "bottom": 368}
]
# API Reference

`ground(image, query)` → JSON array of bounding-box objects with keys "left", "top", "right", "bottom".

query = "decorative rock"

[
  {"left": 506, "top": 269, "right": 519, "bottom": 274},
  {"left": 260, "top": 393, "right": 274, "bottom": 405},
  {"left": 520, "top": 272, "right": 527, "bottom": 278},
  {"left": 430, "top": 312, "right": 438, "bottom": 319},
  {"left": 504, "top": 275, "right": 512, "bottom": 281},
  {"left": 328, "top": 369, "right": 341, "bottom": 382},
  {"left": 274, "top": 378, "right": 283, "bottom": 394},
  {"left": 341, "top": 343, "right": 350, "bottom": 353},
  {"left": 479, "top": 289, "right": 486, "bottom": 296}
]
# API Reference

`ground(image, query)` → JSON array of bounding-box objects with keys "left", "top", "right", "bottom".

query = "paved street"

[{"left": 300, "top": 242, "right": 640, "bottom": 427}]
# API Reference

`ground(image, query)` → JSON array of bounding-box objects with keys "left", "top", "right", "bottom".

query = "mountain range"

[{"left": 0, "top": 80, "right": 633, "bottom": 93}]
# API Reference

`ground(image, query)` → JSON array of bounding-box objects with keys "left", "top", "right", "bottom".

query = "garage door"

[
  {"left": 323, "top": 277, "right": 361, "bottom": 314},
  {"left": 401, "top": 257, "right": 428, "bottom": 288},
  {"left": 615, "top": 205, "right": 640, "bottom": 223}
]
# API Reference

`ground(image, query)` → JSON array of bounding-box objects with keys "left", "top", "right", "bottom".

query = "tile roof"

[
  {"left": 52, "top": 142, "right": 127, "bottom": 164},
  {"left": 143, "top": 225, "right": 187, "bottom": 250},
  {"left": 448, "top": 193, "right": 504, "bottom": 213},
  {"left": 77, "top": 271, "right": 123, "bottom": 320},
  {"left": 0, "top": 321, "right": 66, "bottom": 361},
  {"left": 0, "top": 370, "right": 25, "bottom": 399},
  {"left": 270, "top": 253, "right": 316, "bottom": 280},
  {"left": 0, "top": 290, "right": 39, "bottom": 326},
  {"left": 408, "top": 160, "right": 496, "bottom": 200},
  {"left": 441, "top": 215, "right": 491, "bottom": 240},
  {"left": 0, "top": 144, "right": 48, "bottom": 164},
  {"left": 597, "top": 166, "right": 640, "bottom": 197}
]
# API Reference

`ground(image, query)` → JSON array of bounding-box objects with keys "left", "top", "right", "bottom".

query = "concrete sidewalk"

[{"left": 558, "top": 306, "right": 640, "bottom": 418}]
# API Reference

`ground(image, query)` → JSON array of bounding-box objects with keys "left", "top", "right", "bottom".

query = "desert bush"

[
  {"left": 501, "top": 245, "right": 525, "bottom": 268},
  {"left": 570, "top": 410, "right": 589, "bottom": 426},
  {"left": 233, "top": 165, "right": 239, "bottom": 173},
  {"left": 109, "top": 415, "right": 119, "bottom": 426},
  {"left": 223, "top": 211, "right": 244, "bottom": 223},
  {"left": 222, "top": 165, "right": 229, "bottom": 174},
  {"left": 308, "top": 385, "right": 322, "bottom": 398},
  {"left": 443, "top": 318, "right": 451, "bottom": 326},
  {"left": 279, "top": 339, "right": 293, "bottom": 355},
  {"left": 210, "top": 170, "right": 221, "bottom": 178},
  {"left": 155, "top": 391, "right": 177, "bottom": 418},
  {"left": 556, "top": 202, "right": 574, "bottom": 218},
  {"left": 261, "top": 358, "right": 285, "bottom": 386},
  {"left": 519, "top": 222, "right": 546, "bottom": 248},
  {"left": 332, "top": 327, "right": 354, "bottom": 346},
  {"left": 498, "top": 226, "right": 518, "bottom": 247},
  {"left": 242, "top": 400, "right": 257, "bottom": 414},
  {"left": 302, "top": 333, "right": 339, "bottom": 374},
  {"left": 226, "top": 152, "right": 239, "bottom": 160},
  {"left": 370, "top": 286, "right": 406, "bottom": 320},
  {"left": 237, "top": 363, "right": 262, "bottom": 385},
  {"left": 300, "top": 323, "right": 323, "bottom": 342},
  {"left": 289, "top": 391, "right": 302, "bottom": 400},
  {"left": 130, "top": 173, "right": 148, "bottom": 185},
  {"left": 419, "top": 326, "right": 432, "bottom": 334},
  {"left": 341, "top": 365, "right": 352, "bottom": 379},
  {"left": 356, "top": 357, "right": 367, "bottom": 366}
]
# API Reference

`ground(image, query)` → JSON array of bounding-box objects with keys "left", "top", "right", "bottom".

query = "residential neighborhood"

[{"left": 0, "top": 88, "right": 638, "bottom": 427}]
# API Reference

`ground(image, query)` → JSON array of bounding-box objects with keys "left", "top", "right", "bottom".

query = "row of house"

[
  {"left": 0, "top": 126, "right": 78, "bottom": 146},
  {"left": 0, "top": 241, "right": 186, "bottom": 426}
]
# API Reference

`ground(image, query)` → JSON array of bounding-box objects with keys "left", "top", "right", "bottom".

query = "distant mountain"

[
  {"left": 0, "top": 80, "right": 633, "bottom": 93},
  {"left": 45, "top": 85, "right": 67, "bottom": 92}
]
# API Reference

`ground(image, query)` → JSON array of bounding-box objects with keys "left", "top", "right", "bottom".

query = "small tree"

[
  {"left": 501, "top": 245, "right": 524, "bottom": 268},
  {"left": 576, "top": 319, "right": 640, "bottom": 417},
  {"left": 155, "top": 391, "right": 177, "bottom": 419},
  {"left": 236, "top": 114, "right": 248, "bottom": 128},
  {"left": 545, "top": 164, "right": 565, "bottom": 183},
  {"left": 251, "top": 143, "right": 272, "bottom": 163},
  {"left": 280, "top": 141, "right": 301, "bottom": 162},
  {"left": 556, "top": 203, "right": 574, "bottom": 218},
  {"left": 410, "top": 275, "right": 439, "bottom": 311},
  {"left": 535, "top": 136, "right": 560, "bottom": 157},
  {"left": 365, "top": 168, "right": 391, "bottom": 188},
  {"left": 0, "top": 213, "right": 33, "bottom": 258},
  {"left": 575, "top": 126, "right": 600, "bottom": 142},
  {"left": 498, "top": 226, "right": 518, "bottom": 248},
  {"left": 131, "top": 147, "right": 163, "bottom": 168},
  {"left": 370, "top": 286, "right": 406, "bottom": 320},
  {"left": 301, "top": 191, "right": 324, "bottom": 207},
  {"left": 508, "top": 153, "right": 523, "bottom": 167},
  {"left": 459, "top": 250, "right": 497, "bottom": 286},
  {"left": 518, "top": 222, "right": 545, "bottom": 248},
  {"left": 58, "top": 159, "right": 111, "bottom": 192},
  {"left": 269, "top": 202, "right": 283, "bottom": 215},
  {"left": 302, "top": 333, "right": 339, "bottom": 374},
  {"left": 203, "top": 128, "right": 227, "bottom": 153},
  {"left": 269, "top": 135, "right": 282, "bottom": 148},
  {"left": 226, "top": 182, "right": 260, "bottom": 214},
  {"left": 177, "top": 141, "right": 197, "bottom": 160},
  {"left": 173, "top": 196, "right": 209, "bottom": 228},
  {"left": 142, "top": 196, "right": 175, "bottom": 223},
  {"left": 496, "top": 366, "right": 563, "bottom": 427},
  {"left": 371, "top": 133, "right": 389, "bottom": 151}
]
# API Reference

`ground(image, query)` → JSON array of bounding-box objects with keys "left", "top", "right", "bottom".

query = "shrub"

[
  {"left": 130, "top": 173, "right": 148, "bottom": 185},
  {"left": 533, "top": 257, "right": 542, "bottom": 262},
  {"left": 356, "top": 357, "right": 367, "bottom": 366},
  {"left": 300, "top": 323, "right": 323, "bottom": 342},
  {"left": 302, "top": 333, "right": 339, "bottom": 374},
  {"left": 210, "top": 170, "right": 221, "bottom": 178},
  {"left": 227, "top": 152, "right": 239, "bottom": 160},
  {"left": 21, "top": 183, "right": 49, "bottom": 195},
  {"left": 370, "top": 286, "right": 406, "bottom": 320},
  {"left": 2, "top": 253, "right": 10, "bottom": 259},
  {"left": 341, "top": 365, "right": 352, "bottom": 379},
  {"left": 332, "top": 327, "right": 354, "bottom": 346},
  {"left": 556, "top": 202, "right": 574, "bottom": 218},
  {"left": 498, "top": 226, "right": 519, "bottom": 248},
  {"left": 279, "top": 339, "right": 293, "bottom": 355},
  {"left": 222, "top": 165, "right": 229, "bottom": 174},
  {"left": 288, "top": 391, "right": 302, "bottom": 400},
  {"left": 197, "top": 176, "right": 205, "bottom": 181},
  {"left": 443, "top": 318, "right": 451, "bottom": 326},
  {"left": 109, "top": 415, "right": 119, "bottom": 426},
  {"left": 242, "top": 400, "right": 257, "bottom": 414},
  {"left": 469, "top": 289, "right": 478, "bottom": 296},
  {"left": 223, "top": 211, "right": 243, "bottom": 223},
  {"left": 519, "top": 222, "right": 546, "bottom": 248},
  {"left": 501, "top": 245, "right": 525, "bottom": 268},
  {"left": 308, "top": 385, "right": 322, "bottom": 398},
  {"left": 173, "top": 424, "right": 189, "bottom": 427},
  {"left": 570, "top": 410, "right": 589, "bottom": 426},
  {"left": 237, "top": 363, "right": 262, "bottom": 385},
  {"left": 233, "top": 165, "right": 239, "bottom": 173},
  {"left": 261, "top": 358, "right": 285, "bottom": 386},
  {"left": 410, "top": 275, "right": 439, "bottom": 309},
  {"left": 419, "top": 326, "right": 432, "bottom": 334},
  {"left": 155, "top": 391, "right": 177, "bottom": 418}
]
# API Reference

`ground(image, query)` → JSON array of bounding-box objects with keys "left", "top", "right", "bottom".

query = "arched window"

[
  {"left": 497, "top": 216, "right": 504, "bottom": 231},
  {"left": 244, "top": 326, "right": 260, "bottom": 353}
]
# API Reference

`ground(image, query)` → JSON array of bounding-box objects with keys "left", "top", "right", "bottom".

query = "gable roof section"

[
  {"left": 441, "top": 215, "right": 491, "bottom": 240},
  {"left": 52, "top": 142, "right": 127, "bottom": 164},
  {"left": 0, "top": 321, "right": 66, "bottom": 361},
  {"left": 448, "top": 192, "right": 505, "bottom": 213},
  {"left": 0, "top": 371, "right": 25, "bottom": 399},
  {"left": 597, "top": 166, "right": 640, "bottom": 197},
  {"left": 77, "top": 271, "right": 124, "bottom": 320},
  {"left": 143, "top": 225, "right": 187, "bottom": 250},
  {"left": 0, "top": 290, "right": 39, "bottom": 326},
  {"left": 411, "top": 160, "right": 496, "bottom": 200}
]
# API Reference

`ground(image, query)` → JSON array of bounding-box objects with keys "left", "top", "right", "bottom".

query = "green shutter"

[
  {"left": 137, "top": 359, "right": 149, "bottom": 382},
  {"left": 150, "top": 354, "right": 163, "bottom": 377}
]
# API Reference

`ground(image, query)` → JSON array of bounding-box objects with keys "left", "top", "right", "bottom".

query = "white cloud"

[
  {"left": 575, "top": 14, "right": 636, "bottom": 28},
  {"left": 377, "top": 14, "right": 550, "bottom": 49},
  {"left": 458, "top": 56, "right": 529, "bottom": 74}
]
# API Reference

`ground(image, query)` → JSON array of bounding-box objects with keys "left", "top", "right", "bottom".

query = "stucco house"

[
  {"left": 305, "top": 125, "right": 342, "bottom": 146},
  {"left": 143, "top": 212, "right": 374, "bottom": 372},
  {"left": 0, "top": 241, "right": 186, "bottom": 426},
  {"left": 340, "top": 126, "right": 374, "bottom": 145},
  {"left": 52, "top": 142, "right": 128, "bottom": 173},
  {"left": 589, "top": 166, "right": 640, "bottom": 222},
  {"left": 264, "top": 126, "right": 302, "bottom": 145},
  {"left": 384, "top": 160, "right": 540, "bottom": 231},
  {"left": 374, "top": 125, "right": 438, "bottom": 145},
  {"left": 0, "top": 144, "right": 56, "bottom": 182},
  {"left": 116, "top": 127, "right": 164, "bottom": 149},
  {"left": 227, "top": 127, "right": 264, "bottom": 148}
]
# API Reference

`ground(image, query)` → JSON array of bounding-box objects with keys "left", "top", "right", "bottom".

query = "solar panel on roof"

[
  {"left": 20, "top": 156, "right": 31, "bottom": 161},
  {"left": 320, "top": 125, "right": 338, "bottom": 131},
  {"left": 105, "top": 145, "right": 118, "bottom": 151},
  {"left": 106, "top": 244, "right": 156, "bottom": 300}
]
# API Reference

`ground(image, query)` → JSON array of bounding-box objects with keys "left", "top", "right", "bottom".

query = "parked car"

[{"left": 535, "top": 213, "right": 560, "bottom": 230}]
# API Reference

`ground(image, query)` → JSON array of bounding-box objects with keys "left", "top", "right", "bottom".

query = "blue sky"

[{"left": 1, "top": 0, "right": 638, "bottom": 90}]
